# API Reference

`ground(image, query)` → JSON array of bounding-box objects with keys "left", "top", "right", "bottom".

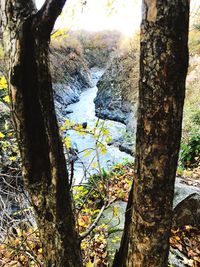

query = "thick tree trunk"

[
  {"left": 1, "top": 1, "right": 82, "bottom": 266},
  {"left": 114, "top": 1, "right": 190, "bottom": 266}
]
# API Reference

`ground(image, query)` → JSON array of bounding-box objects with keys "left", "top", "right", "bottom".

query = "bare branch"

[
  {"left": 79, "top": 199, "right": 116, "bottom": 241},
  {"left": 79, "top": 204, "right": 106, "bottom": 241}
]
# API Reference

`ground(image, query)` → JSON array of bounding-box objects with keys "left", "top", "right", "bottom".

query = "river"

[{"left": 66, "top": 69, "right": 133, "bottom": 184}]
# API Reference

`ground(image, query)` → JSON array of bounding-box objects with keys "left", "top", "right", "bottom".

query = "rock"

[
  {"left": 0, "top": 101, "right": 10, "bottom": 132},
  {"left": 126, "top": 111, "right": 137, "bottom": 135},
  {"left": 53, "top": 83, "right": 81, "bottom": 122},
  {"left": 173, "top": 177, "right": 200, "bottom": 208},
  {"left": 53, "top": 83, "right": 80, "bottom": 106},
  {"left": 94, "top": 52, "right": 139, "bottom": 155},
  {"left": 99, "top": 178, "right": 199, "bottom": 266},
  {"left": 65, "top": 109, "right": 73, "bottom": 115},
  {"left": 99, "top": 201, "right": 127, "bottom": 262},
  {"left": 82, "top": 122, "right": 87, "bottom": 129},
  {"left": 95, "top": 107, "right": 127, "bottom": 124},
  {"left": 50, "top": 42, "right": 93, "bottom": 122},
  {"left": 50, "top": 43, "right": 93, "bottom": 89},
  {"left": 119, "top": 143, "right": 134, "bottom": 156},
  {"left": 172, "top": 193, "right": 200, "bottom": 227},
  {"left": 94, "top": 52, "right": 139, "bottom": 126}
]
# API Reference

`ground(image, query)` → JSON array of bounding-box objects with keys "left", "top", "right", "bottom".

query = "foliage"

[
  {"left": 189, "top": 28, "right": 200, "bottom": 55},
  {"left": 0, "top": 107, "right": 133, "bottom": 266},
  {"left": 189, "top": 7, "right": 200, "bottom": 55},
  {"left": 0, "top": 75, "right": 18, "bottom": 165},
  {"left": 0, "top": 76, "right": 7, "bottom": 89},
  {"left": 193, "top": 23, "right": 200, "bottom": 32},
  {"left": 0, "top": 228, "right": 42, "bottom": 266},
  {"left": 0, "top": 158, "right": 133, "bottom": 266},
  {"left": 179, "top": 129, "right": 200, "bottom": 169},
  {"left": 51, "top": 29, "right": 122, "bottom": 69},
  {"left": 0, "top": 75, "right": 37, "bottom": 265},
  {"left": 73, "top": 162, "right": 133, "bottom": 266},
  {"left": 50, "top": 38, "right": 89, "bottom": 85},
  {"left": 77, "top": 30, "right": 122, "bottom": 68},
  {"left": 180, "top": 57, "right": 200, "bottom": 170},
  {"left": 180, "top": 29, "right": 200, "bottom": 170},
  {"left": 0, "top": 75, "right": 10, "bottom": 104},
  {"left": 0, "top": 44, "right": 4, "bottom": 59},
  {"left": 0, "top": 105, "right": 199, "bottom": 266},
  {"left": 60, "top": 118, "right": 113, "bottom": 186}
]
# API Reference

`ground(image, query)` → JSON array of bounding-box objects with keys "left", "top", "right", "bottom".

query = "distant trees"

[
  {"left": 78, "top": 30, "right": 122, "bottom": 67},
  {"left": 114, "top": 0, "right": 190, "bottom": 266},
  {"left": 0, "top": 1, "right": 82, "bottom": 266}
]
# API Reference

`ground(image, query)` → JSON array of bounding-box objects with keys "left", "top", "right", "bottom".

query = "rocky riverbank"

[
  {"left": 94, "top": 50, "right": 139, "bottom": 155},
  {"left": 50, "top": 43, "right": 94, "bottom": 122}
]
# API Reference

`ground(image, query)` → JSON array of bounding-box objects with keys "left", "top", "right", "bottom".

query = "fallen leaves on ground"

[
  {"left": 0, "top": 228, "right": 42, "bottom": 266},
  {"left": 1, "top": 163, "right": 199, "bottom": 267},
  {"left": 170, "top": 225, "right": 200, "bottom": 267}
]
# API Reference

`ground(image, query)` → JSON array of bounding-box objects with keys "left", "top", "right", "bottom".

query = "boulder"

[
  {"left": 119, "top": 143, "right": 134, "bottom": 156},
  {"left": 53, "top": 83, "right": 80, "bottom": 122},
  {"left": 172, "top": 193, "right": 200, "bottom": 227},
  {"left": 99, "top": 177, "right": 199, "bottom": 266},
  {"left": 173, "top": 177, "right": 200, "bottom": 208},
  {"left": 99, "top": 201, "right": 127, "bottom": 262}
]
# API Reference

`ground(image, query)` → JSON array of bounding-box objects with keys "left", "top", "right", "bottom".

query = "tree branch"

[
  {"left": 36, "top": 0, "right": 67, "bottom": 37},
  {"left": 79, "top": 199, "right": 116, "bottom": 241},
  {"left": 79, "top": 204, "right": 106, "bottom": 241}
]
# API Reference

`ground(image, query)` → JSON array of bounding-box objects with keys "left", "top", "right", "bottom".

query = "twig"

[
  {"left": 170, "top": 247, "right": 190, "bottom": 265},
  {"left": 79, "top": 198, "right": 116, "bottom": 241},
  {"left": 79, "top": 204, "right": 106, "bottom": 241}
]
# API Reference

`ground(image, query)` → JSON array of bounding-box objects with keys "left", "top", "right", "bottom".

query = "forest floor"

[{"left": 0, "top": 163, "right": 199, "bottom": 267}]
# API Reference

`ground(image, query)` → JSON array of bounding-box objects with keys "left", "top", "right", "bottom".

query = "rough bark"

[
  {"left": 114, "top": 1, "right": 190, "bottom": 266},
  {"left": 112, "top": 186, "right": 133, "bottom": 267},
  {"left": 0, "top": 1, "right": 82, "bottom": 266}
]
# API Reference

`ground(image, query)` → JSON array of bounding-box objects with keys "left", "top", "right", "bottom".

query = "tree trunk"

[
  {"left": 1, "top": 1, "right": 82, "bottom": 266},
  {"left": 114, "top": 1, "right": 190, "bottom": 266}
]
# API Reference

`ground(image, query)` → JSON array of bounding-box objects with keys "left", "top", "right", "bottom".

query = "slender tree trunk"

[
  {"left": 1, "top": 1, "right": 82, "bottom": 266},
  {"left": 114, "top": 1, "right": 190, "bottom": 266}
]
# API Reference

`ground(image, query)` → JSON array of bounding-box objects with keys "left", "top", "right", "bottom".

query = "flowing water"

[{"left": 66, "top": 69, "right": 133, "bottom": 184}]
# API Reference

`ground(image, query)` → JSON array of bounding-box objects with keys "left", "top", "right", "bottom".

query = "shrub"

[{"left": 179, "top": 128, "right": 200, "bottom": 169}]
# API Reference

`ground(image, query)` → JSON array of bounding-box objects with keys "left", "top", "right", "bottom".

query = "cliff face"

[
  {"left": 94, "top": 51, "right": 139, "bottom": 133},
  {"left": 77, "top": 30, "right": 122, "bottom": 68},
  {"left": 49, "top": 30, "right": 123, "bottom": 122},
  {"left": 50, "top": 45, "right": 93, "bottom": 122}
]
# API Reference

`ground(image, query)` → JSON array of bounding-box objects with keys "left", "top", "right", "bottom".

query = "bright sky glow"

[
  {"left": 36, "top": 0, "right": 141, "bottom": 37},
  {"left": 36, "top": 0, "right": 199, "bottom": 36}
]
